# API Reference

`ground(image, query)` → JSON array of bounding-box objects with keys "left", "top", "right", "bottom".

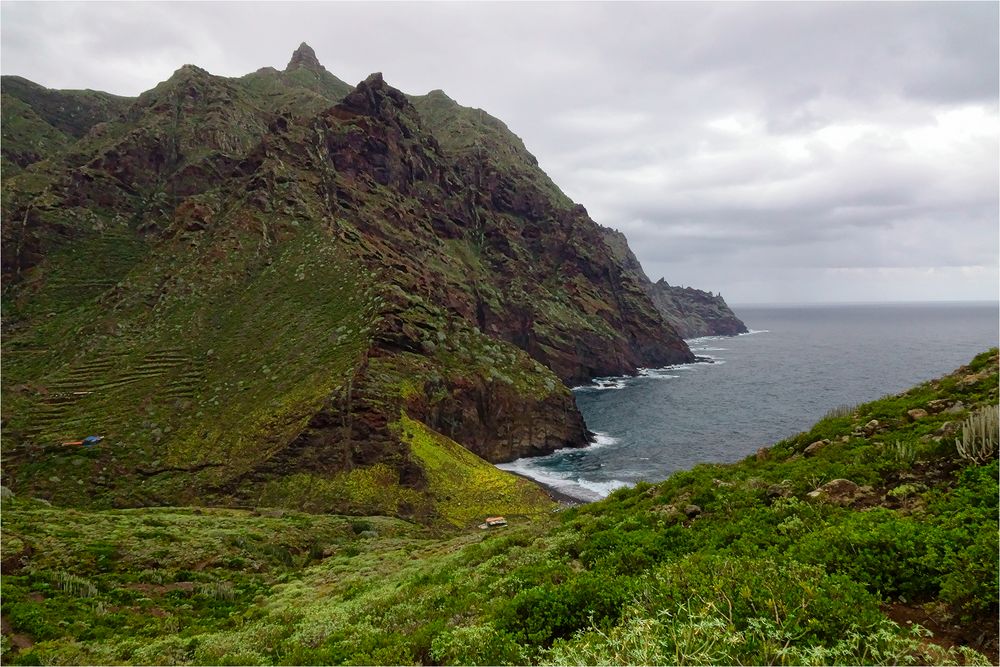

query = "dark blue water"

[{"left": 499, "top": 302, "right": 999, "bottom": 501}]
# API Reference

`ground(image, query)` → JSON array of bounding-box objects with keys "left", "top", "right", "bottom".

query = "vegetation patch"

[
  {"left": 4, "top": 351, "right": 995, "bottom": 665},
  {"left": 397, "top": 414, "right": 553, "bottom": 527}
]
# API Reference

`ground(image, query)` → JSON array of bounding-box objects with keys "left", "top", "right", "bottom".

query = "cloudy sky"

[{"left": 3, "top": 1, "right": 998, "bottom": 304}]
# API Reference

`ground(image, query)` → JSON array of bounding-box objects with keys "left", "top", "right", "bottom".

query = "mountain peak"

[
  {"left": 338, "top": 72, "right": 412, "bottom": 118},
  {"left": 286, "top": 42, "right": 325, "bottom": 72}
]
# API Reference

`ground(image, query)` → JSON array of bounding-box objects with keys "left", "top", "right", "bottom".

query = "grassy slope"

[
  {"left": 237, "top": 66, "right": 353, "bottom": 116},
  {"left": 1, "top": 219, "right": 379, "bottom": 506},
  {"left": 3, "top": 349, "right": 996, "bottom": 665},
  {"left": 0, "top": 94, "right": 71, "bottom": 174},
  {"left": 0, "top": 76, "right": 132, "bottom": 176},
  {"left": 409, "top": 89, "right": 572, "bottom": 209},
  {"left": 397, "top": 414, "right": 554, "bottom": 527},
  {"left": 0, "top": 76, "right": 131, "bottom": 139}
]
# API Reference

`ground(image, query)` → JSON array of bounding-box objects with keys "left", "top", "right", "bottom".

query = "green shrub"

[
  {"left": 938, "top": 528, "right": 1000, "bottom": 622},
  {"left": 495, "top": 570, "right": 635, "bottom": 647},
  {"left": 546, "top": 555, "right": 945, "bottom": 666},
  {"left": 546, "top": 603, "right": 939, "bottom": 666},
  {"left": 429, "top": 624, "right": 527, "bottom": 665},
  {"left": 891, "top": 439, "right": 917, "bottom": 466},
  {"left": 53, "top": 571, "right": 99, "bottom": 598},
  {"left": 790, "top": 510, "right": 948, "bottom": 600},
  {"left": 641, "top": 555, "right": 886, "bottom": 644},
  {"left": 824, "top": 404, "right": 857, "bottom": 419}
]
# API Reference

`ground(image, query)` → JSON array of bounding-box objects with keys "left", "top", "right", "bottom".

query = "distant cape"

[{"left": 600, "top": 227, "right": 748, "bottom": 338}]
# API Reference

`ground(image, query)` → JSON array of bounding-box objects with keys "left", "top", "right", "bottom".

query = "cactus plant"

[{"left": 955, "top": 405, "right": 999, "bottom": 464}]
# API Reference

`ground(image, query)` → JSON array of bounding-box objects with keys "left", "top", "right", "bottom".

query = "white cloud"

[{"left": 1, "top": 1, "right": 996, "bottom": 303}]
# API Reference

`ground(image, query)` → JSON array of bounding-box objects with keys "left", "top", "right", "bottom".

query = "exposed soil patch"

[
  {"left": 127, "top": 581, "right": 195, "bottom": 594},
  {"left": 885, "top": 603, "right": 998, "bottom": 665},
  {"left": 1, "top": 614, "right": 35, "bottom": 652},
  {"left": 0, "top": 541, "right": 33, "bottom": 574}
]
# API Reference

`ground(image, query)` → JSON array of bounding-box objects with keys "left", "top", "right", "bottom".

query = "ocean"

[{"left": 498, "top": 302, "right": 999, "bottom": 502}]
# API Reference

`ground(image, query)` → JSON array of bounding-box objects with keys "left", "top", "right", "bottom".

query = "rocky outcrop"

[
  {"left": 807, "top": 478, "right": 876, "bottom": 506},
  {"left": 286, "top": 42, "right": 325, "bottom": 72},
  {"left": 311, "top": 72, "right": 693, "bottom": 384},
  {"left": 647, "top": 279, "right": 749, "bottom": 338}
]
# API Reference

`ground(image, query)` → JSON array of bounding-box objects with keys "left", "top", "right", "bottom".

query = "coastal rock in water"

[{"left": 646, "top": 279, "right": 749, "bottom": 338}]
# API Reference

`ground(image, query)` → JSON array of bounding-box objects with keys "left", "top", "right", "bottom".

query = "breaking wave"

[
  {"left": 496, "top": 431, "right": 627, "bottom": 501},
  {"left": 497, "top": 457, "right": 628, "bottom": 502}
]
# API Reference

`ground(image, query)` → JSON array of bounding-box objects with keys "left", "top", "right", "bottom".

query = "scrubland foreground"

[{"left": 2, "top": 349, "right": 997, "bottom": 665}]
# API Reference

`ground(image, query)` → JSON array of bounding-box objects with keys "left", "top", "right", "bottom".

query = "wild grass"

[{"left": 823, "top": 403, "right": 857, "bottom": 419}]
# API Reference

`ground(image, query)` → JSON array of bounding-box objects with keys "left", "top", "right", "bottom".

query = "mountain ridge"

[{"left": 3, "top": 45, "right": 693, "bottom": 521}]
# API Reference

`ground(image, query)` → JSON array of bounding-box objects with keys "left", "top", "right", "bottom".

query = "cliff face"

[
  {"left": 601, "top": 227, "right": 748, "bottom": 339},
  {"left": 0, "top": 46, "right": 692, "bottom": 516},
  {"left": 647, "top": 280, "right": 749, "bottom": 338}
]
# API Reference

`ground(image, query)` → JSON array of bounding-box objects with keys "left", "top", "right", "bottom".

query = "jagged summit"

[
  {"left": 286, "top": 42, "right": 325, "bottom": 72},
  {"left": 339, "top": 72, "right": 411, "bottom": 118}
]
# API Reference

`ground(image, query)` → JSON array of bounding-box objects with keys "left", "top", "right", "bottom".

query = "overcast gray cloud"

[{"left": 2, "top": 1, "right": 997, "bottom": 304}]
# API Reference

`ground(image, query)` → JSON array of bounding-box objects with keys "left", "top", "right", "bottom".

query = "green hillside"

[
  {"left": 3, "top": 350, "right": 996, "bottom": 665},
  {"left": 2, "top": 46, "right": 695, "bottom": 518},
  {"left": 1, "top": 75, "right": 132, "bottom": 174}
]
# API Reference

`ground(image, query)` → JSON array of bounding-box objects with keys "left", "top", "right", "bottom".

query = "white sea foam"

[
  {"left": 637, "top": 368, "right": 680, "bottom": 380},
  {"left": 685, "top": 335, "right": 729, "bottom": 344},
  {"left": 496, "top": 459, "right": 629, "bottom": 502},
  {"left": 495, "top": 431, "right": 628, "bottom": 501},
  {"left": 573, "top": 377, "right": 628, "bottom": 392},
  {"left": 576, "top": 478, "right": 629, "bottom": 497},
  {"left": 502, "top": 432, "right": 619, "bottom": 465},
  {"left": 590, "top": 431, "right": 619, "bottom": 448},
  {"left": 496, "top": 461, "right": 589, "bottom": 499},
  {"left": 574, "top": 347, "right": 733, "bottom": 391}
]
